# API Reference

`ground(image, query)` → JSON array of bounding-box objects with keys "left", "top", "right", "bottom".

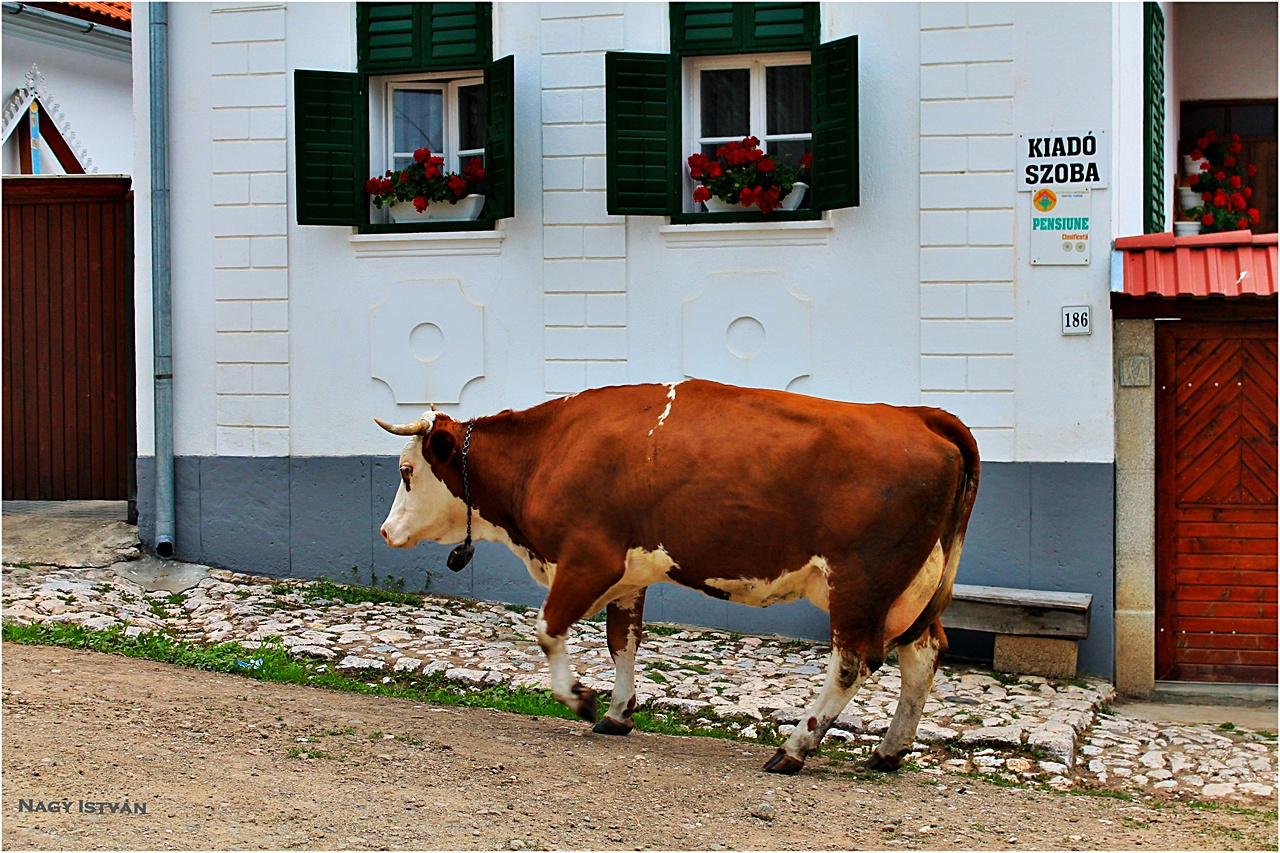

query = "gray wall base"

[{"left": 137, "top": 457, "right": 1115, "bottom": 677}]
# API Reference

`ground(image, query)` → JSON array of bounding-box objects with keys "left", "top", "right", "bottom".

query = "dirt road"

[{"left": 3, "top": 644, "right": 1273, "bottom": 851}]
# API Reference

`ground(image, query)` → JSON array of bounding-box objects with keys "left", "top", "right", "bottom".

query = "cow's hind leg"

[
  {"left": 866, "top": 619, "right": 947, "bottom": 771},
  {"left": 764, "top": 643, "right": 875, "bottom": 775},
  {"left": 594, "top": 589, "right": 646, "bottom": 735}
]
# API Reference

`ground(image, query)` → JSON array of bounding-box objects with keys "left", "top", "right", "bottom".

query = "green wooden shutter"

[
  {"left": 359, "top": 3, "right": 420, "bottom": 72},
  {"left": 672, "top": 3, "right": 740, "bottom": 55},
  {"left": 294, "top": 70, "right": 364, "bottom": 226},
  {"left": 671, "top": 2, "right": 817, "bottom": 55},
  {"left": 359, "top": 2, "right": 492, "bottom": 73},
  {"left": 427, "top": 3, "right": 492, "bottom": 68},
  {"left": 484, "top": 55, "right": 515, "bottom": 220},
  {"left": 746, "top": 3, "right": 817, "bottom": 50},
  {"left": 1144, "top": 2, "right": 1166, "bottom": 234},
  {"left": 810, "top": 35, "right": 859, "bottom": 211},
  {"left": 606, "top": 52, "right": 678, "bottom": 216}
]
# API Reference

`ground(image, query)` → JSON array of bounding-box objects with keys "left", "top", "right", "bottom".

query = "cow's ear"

[{"left": 427, "top": 427, "right": 457, "bottom": 463}]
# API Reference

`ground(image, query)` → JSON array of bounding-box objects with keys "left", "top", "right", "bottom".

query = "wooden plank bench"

[{"left": 944, "top": 584, "right": 1094, "bottom": 678}]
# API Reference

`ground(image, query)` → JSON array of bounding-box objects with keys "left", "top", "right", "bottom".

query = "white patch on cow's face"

[
  {"left": 647, "top": 382, "right": 680, "bottom": 436},
  {"left": 704, "top": 556, "right": 831, "bottom": 610},
  {"left": 883, "top": 539, "right": 945, "bottom": 639}
]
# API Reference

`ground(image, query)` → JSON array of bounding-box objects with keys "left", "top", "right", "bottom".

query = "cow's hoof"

[
  {"left": 864, "top": 750, "right": 905, "bottom": 773},
  {"left": 592, "top": 716, "right": 633, "bottom": 736},
  {"left": 571, "top": 683, "right": 599, "bottom": 723},
  {"left": 763, "top": 749, "right": 805, "bottom": 775}
]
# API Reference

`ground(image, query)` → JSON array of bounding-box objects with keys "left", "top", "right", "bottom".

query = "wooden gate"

[
  {"left": 2, "top": 176, "right": 135, "bottom": 503},
  {"left": 1156, "top": 320, "right": 1278, "bottom": 683}
]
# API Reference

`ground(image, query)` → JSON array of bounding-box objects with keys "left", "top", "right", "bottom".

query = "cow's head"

[{"left": 376, "top": 411, "right": 469, "bottom": 548}]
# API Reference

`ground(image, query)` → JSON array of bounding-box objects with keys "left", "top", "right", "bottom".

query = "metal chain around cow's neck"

[{"left": 461, "top": 420, "right": 474, "bottom": 544}]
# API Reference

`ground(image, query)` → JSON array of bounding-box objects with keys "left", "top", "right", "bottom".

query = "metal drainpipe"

[{"left": 150, "top": 2, "right": 175, "bottom": 559}]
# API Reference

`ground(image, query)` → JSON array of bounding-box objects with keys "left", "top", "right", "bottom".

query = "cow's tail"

[
  {"left": 893, "top": 409, "right": 981, "bottom": 648},
  {"left": 931, "top": 409, "right": 980, "bottom": 609}
]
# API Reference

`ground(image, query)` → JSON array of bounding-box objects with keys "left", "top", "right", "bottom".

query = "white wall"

[
  {"left": 145, "top": 1, "right": 1126, "bottom": 466},
  {"left": 2, "top": 27, "right": 133, "bottom": 175},
  {"left": 1175, "top": 3, "right": 1278, "bottom": 102}
]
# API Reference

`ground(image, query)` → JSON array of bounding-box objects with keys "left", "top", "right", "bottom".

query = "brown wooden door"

[
  {"left": 1156, "top": 321, "right": 1278, "bottom": 683},
  {"left": 2, "top": 176, "right": 136, "bottom": 503}
]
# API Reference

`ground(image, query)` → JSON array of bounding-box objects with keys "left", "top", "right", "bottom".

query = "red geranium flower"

[
  {"left": 693, "top": 186, "right": 711, "bottom": 203},
  {"left": 1196, "top": 136, "right": 1209, "bottom": 150},
  {"left": 1202, "top": 213, "right": 1214, "bottom": 226},
  {"left": 1249, "top": 208, "right": 1260, "bottom": 223},
  {"left": 1214, "top": 171, "right": 1227, "bottom": 181},
  {"left": 708, "top": 162, "right": 723, "bottom": 177},
  {"left": 1224, "top": 156, "right": 1237, "bottom": 167},
  {"left": 413, "top": 148, "right": 430, "bottom": 164},
  {"left": 1230, "top": 175, "right": 1242, "bottom": 189},
  {"left": 1199, "top": 161, "right": 1211, "bottom": 171},
  {"left": 448, "top": 175, "right": 468, "bottom": 197},
  {"left": 1229, "top": 142, "right": 1242, "bottom": 155},
  {"left": 1238, "top": 218, "right": 1249, "bottom": 229},
  {"left": 1187, "top": 173, "right": 1199, "bottom": 186},
  {"left": 1202, "top": 191, "right": 1213, "bottom": 202},
  {"left": 1190, "top": 148, "right": 1203, "bottom": 159},
  {"left": 738, "top": 186, "right": 758, "bottom": 207},
  {"left": 1243, "top": 187, "right": 1252, "bottom": 198},
  {"left": 365, "top": 177, "right": 383, "bottom": 195},
  {"left": 463, "top": 157, "right": 485, "bottom": 181},
  {"left": 1206, "top": 130, "right": 1217, "bottom": 142},
  {"left": 1247, "top": 164, "right": 1257, "bottom": 176},
  {"left": 757, "top": 158, "right": 776, "bottom": 173},
  {"left": 1231, "top": 133, "right": 1240, "bottom": 142},
  {"left": 413, "top": 196, "right": 429, "bottom": 212}
]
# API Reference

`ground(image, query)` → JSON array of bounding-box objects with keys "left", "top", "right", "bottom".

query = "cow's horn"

[{"left": 375, "top": 417, "right": 431, "bottom": 436}]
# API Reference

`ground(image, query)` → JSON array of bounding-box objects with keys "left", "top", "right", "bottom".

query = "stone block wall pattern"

[
  {"left": 918, "top": 2, "right": 1017, "bottom": 462},
  {"left": 136, "top": 458, "right": 1115, "bottom": 675},
  {"left": 540, "top": 4, "right": 629, "bottom": 397},
  {"left": 210, "top": 2, "right": 290, "bottom": 457}
]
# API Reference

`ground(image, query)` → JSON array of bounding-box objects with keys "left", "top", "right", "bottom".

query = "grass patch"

[
  {"left": 2, "top": 561, "right": 34, "bottom": 569},
  {"left": 647, "top": 624, "right": 686, "bottom": 637},
  {"left": 294, "top": 579, "right": 422, "bottom": 608},
  {"left": 1217, "top": 721, "right": 1238, "bottom": 732},
  {"left": 502, "top": 603, "right": 530, "bottom": 614}
]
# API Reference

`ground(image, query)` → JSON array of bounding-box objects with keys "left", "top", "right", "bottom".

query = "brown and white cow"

[{"left": 378, "top": 379, "right": 979, "bottom": 774}]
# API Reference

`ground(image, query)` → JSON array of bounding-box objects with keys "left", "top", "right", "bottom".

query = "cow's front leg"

[
  {"left": 866, "top": 618, "right": 947, "bottom": 771},
  {"left": 594, "top": 589, "right": 646, "bottom": 735},
  {"left": 535, "top": 546, "right": 625, "bottom": 723}
]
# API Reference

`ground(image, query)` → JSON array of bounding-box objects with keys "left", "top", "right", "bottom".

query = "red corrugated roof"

[
  {"left": 1115, "top": 231, "right": 1278, "bottom": 298},
  {"left": 65, "top": 2, "right": 130, "bottom": 22}
]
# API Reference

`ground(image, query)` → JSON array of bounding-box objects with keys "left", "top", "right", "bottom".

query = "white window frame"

[
  {"left": 681, "top": 51, "right": 812, "bottom": 213},
  {"left": 368, "top": 71, "right": 484, "bottom": 221}
]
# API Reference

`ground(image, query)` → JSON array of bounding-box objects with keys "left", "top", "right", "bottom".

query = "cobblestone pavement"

[{"left": 3, "top": 558, "right": 1276, "bottom": 808}]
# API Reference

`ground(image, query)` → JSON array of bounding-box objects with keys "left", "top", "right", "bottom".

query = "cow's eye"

[{"left": 400, "top": 465, "right": 413, "bottom": 491}]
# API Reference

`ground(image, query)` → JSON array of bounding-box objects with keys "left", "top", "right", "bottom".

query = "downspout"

[{"left": 150, "top": 2, "right": 175, "bottom": 558}]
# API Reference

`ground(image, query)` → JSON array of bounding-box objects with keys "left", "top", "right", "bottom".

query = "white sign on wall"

[
  {"left": 1030, "top": 188, "right": 1091, "bottom": 266},
  {"left": 1017, "top": 130, "right": 1108, "bottom": 190}
]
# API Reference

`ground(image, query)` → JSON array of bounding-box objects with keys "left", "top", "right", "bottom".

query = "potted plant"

[
  {"left": 687, "top": 136, "right": 809, "bottom": 214},
  {"left": 1183, "top": 129, "right": 1260, "bottom": 234},
  {"left": 365, "top": 150, "right": 486, "bottom": 222},
  {"left": 1173, "top": 206, "right": 1204, "bottom": 237}
]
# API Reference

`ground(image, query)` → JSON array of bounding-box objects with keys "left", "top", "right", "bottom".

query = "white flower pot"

[
  {"left": 388, "top": 194, "right": 485, "bottom": 222},
  {"left": 702, "top": 182, "right": 808, "bottom": 213},
  {"left": 1181, "top": 155, "right": 1207, "bottom": 176},
  {"left": 1177, "top": 187, "right": 1201, "bottom": 211},
  {"left": 1173, "top": 221, "right": 1203, "bottom": 237}
]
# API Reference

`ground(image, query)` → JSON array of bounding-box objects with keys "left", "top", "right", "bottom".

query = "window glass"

[
  {"left": 1231, "top": 104, "right": 1277, "bottom": 137},
  {"left": 766, "top": 64, "right": 810, "bottom": 136},
  {"left": 700, "top": 68, "right": 750, "bottom": 139},
  {"left": 458, "top": 84, "right": 486, "bottom": 152},
  {"left": 393, "top": 88, "right": 443, "bottom": 170}
]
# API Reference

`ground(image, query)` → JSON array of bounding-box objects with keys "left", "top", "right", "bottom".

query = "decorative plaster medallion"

[
  {"left": 370, "top": 279, "right": 484, "bottom": 404},
  {"left": 682, "top": 271, "right": 810, "bottom": 389}
]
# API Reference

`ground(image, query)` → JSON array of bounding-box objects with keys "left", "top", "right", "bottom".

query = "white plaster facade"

[{"left": 132, "top": 1, "right": 1162, "bottom": 464}]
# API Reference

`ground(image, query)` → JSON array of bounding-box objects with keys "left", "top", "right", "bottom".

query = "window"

[
  {"left": 294, "top": 2, "right": 514, "bottom": 232},
  {"left": 684, "top": 52, "right": 812, "bottom": 211},
  {"left": 605, "top": 1, "right": 858, "bottom": 221}
]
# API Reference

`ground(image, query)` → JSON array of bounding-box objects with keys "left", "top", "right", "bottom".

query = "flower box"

[
  {"left": 389, "top": 195, "right": 486, "bottom": 222},
  {"left": 1176, "top": 187, "right": 1200, "bottom": 212},
  {"left": 704, "top": 182, "right": 808, "bottom": 213},
  {"left": 1181, "top": 155, "right": 1207, "bottom": 176},
  {"left": 1173, "top": 221, "right": 1203, "bottom": 237}
]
